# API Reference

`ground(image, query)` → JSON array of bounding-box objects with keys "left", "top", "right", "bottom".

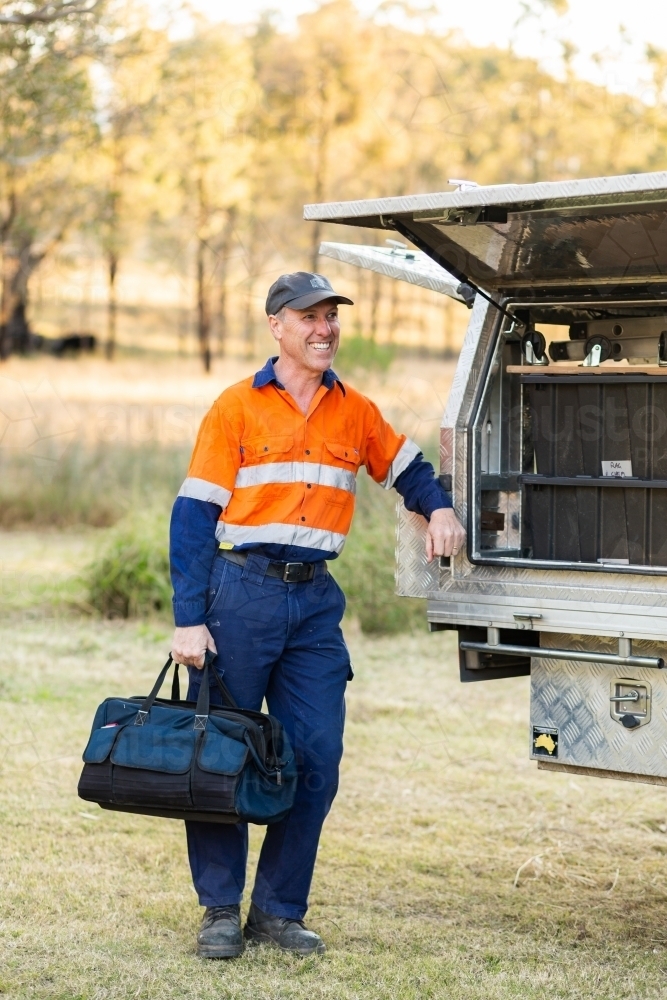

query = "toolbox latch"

[
  {"left": 513, "top": 612, "right": 543, "bottom": 630},
  {"left": 610, "top": 678, "right": 651, "bottom": 729}
]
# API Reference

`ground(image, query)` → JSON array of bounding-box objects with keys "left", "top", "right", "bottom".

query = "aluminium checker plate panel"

[
  {"left": 530, "top": 633, "right": 667, "bottom": 777},
  {"left": 396, "top": 294, "right": 495, "bottom": 598},
  {"left": 318, "top": 242, "right": 465, "bottom": 301},
  {"left": 305, "top": 170, "right": 667, "bottom": 227}
]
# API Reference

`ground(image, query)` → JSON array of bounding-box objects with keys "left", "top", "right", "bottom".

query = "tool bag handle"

[
  {"left": 201, "top": 649, "right": 238, "bottom": 710},
  {"left": 193, "top": 652, "right": 239, "bottom": 726},
  {"left": 133, "top": 652, "right": 238, "bottom": 726}
]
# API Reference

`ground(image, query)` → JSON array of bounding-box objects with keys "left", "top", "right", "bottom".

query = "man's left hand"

[{"left": 425, "top": 507, "right": 466, "bottom": 562}]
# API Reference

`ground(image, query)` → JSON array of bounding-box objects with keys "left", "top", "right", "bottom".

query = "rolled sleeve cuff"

[
  {"left": 419, "top": 482, "right": 453, "bottom": 519},
  {"left": 173, "top": 599, "right": 208, "bottom": 628}
]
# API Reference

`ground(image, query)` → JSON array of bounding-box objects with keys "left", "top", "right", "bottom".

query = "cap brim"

[{"left": 283, "top": 290, "right": 354, "bottom": 310}]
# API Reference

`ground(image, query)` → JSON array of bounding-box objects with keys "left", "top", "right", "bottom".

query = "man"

[{"left": 170, "top": 271, "right": 466, "bottom": 959}]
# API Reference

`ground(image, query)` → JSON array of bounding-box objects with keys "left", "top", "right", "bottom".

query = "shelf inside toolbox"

[
  {"left": 520, "top": 475, "right": 667, "bottom": 488},
  {"left": 508, "top": 364, "right": 667, "bottom": 376}
]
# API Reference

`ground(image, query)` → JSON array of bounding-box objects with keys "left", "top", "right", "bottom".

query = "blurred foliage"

[
  {"left": 0, "top": 438, "right": 424, "bottom": 632},
  {"left": 335, "top": 336, "right": 395, "bottom": 374},
  {"left": 0, "top": 442, "right": 422, "bottom": 632},
  {"left": 84, "top": 508, "right": 172, "bottom": 618},
  {"left": 0, "top": 443, "right": 189, "bottom": 528}
]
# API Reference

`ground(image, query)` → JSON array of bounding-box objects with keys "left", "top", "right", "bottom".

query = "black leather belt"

[{"left": 218, "top": 548, "right": 322, "bottom": 583}]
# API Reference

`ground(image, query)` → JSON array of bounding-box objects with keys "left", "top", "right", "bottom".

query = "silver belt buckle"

[{"left": 283, "top": 562, "right": 304, "bottom": 582}]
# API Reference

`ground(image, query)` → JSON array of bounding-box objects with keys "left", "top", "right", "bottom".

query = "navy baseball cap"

[{"left": 265, "top": 271, "right": 353, "bottom": 315}]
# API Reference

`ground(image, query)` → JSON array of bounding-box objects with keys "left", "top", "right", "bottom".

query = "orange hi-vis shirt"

[{"left": 178, "top": 363, "right": 420, "bottom": 556}]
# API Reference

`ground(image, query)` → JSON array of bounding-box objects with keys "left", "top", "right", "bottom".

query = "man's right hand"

[{"left": 171, "top": 624, "right": 217, "bottom": 669}]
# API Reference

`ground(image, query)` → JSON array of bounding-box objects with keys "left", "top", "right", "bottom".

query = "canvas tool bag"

[{"left": 78, "top": 655, "right": 297, "bottom": 824}]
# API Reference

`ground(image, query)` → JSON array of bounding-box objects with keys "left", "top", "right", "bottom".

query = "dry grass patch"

[{"left": 2, "top": 618, "right": 667, "bottom": 997}]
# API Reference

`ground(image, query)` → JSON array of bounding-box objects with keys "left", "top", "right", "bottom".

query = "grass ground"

[{"left": 3, "top": 538, "right": 667, "bottom": 997}]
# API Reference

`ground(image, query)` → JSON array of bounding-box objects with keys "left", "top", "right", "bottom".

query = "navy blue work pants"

[{"left": 185, "top": 553, "right": 350, "bottom": 920}]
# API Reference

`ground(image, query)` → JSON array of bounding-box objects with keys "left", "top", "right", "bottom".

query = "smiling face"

[{"left": 268, "top": 299, "right": 341, "bottom": 375}]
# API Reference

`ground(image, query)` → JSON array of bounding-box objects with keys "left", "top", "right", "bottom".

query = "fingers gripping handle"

[{"left": 133, "top": 651, "right": 239, "bottom": 728}]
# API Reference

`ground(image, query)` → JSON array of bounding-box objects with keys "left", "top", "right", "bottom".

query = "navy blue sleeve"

[
  {"left": 170, "top": 496, "right": 221, "bottom": 627},
  {"left": 393, "top": 453, "right": 452, "bottom": 519}
]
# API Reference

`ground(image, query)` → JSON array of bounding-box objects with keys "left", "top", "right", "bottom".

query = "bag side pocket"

[
  {"left": 192, "top": 731, "right": 248, "bottom": 814},
  {"left": 83, "top": 726, "right": 120, "bottom": 764},
  {"left": 78, "top": 725, "right": 122, "bottom": 804},
  {"left": 111, "top": 726, "right": 196, "bottom": 808}
]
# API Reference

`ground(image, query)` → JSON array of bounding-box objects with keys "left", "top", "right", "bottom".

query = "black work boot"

[
  {"left": 244, "top": 901, "right": 326, "bottom": 956},
  {"left": 197, "top": 904, "right": 243, "bottom": 959}
]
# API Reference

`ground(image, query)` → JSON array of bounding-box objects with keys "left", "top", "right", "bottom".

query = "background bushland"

[{"left": 3, "top": 0, "right": 667, "bottom": 364}]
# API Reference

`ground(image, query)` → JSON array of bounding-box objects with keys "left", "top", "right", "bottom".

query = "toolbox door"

[
  {"left": 305, "top": 172, "right": 667, "bottom": 301},
  {"left": 317, "top": 241, "right": 467, "bottom": 302}
]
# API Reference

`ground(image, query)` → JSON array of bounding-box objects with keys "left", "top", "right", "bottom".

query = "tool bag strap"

[
  {"left": 133, "top": 652, "right": 239, "bottom": 726},
  {"left": 192, "top": 656, "right": 239, "bottom": 727},
  {"left": 202, "top": 650, "right": 239, "bottom": 709},
  {"left": 134, "top": 655, "right": 176, "bottom": 724},
  {"left": 171, "top": 662, "right": 180, "bottom": 701},
  {"left": 193, "top": 661, "right": 211, "bottom": 729}
]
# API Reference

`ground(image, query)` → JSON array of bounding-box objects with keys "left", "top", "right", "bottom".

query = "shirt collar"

[{"left": 252, "top": 356, "right": 345, "bottom": 395}]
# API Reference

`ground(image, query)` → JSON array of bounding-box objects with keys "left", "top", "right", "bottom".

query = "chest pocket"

[
  {"left": 241, "top": 435, "right": 293, "bottom": 463},
  {"left": 324, "top": 442, "right": 361, "bottom": 470}
]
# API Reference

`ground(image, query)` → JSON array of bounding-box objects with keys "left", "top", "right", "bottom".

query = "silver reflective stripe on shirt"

[
  {"left": 380, "top": 438, "right": 421, "bottom": 490},
  {"left": 215, "top": 521, "right": 347, "bottom": 554},
  {"left": 178, "top": 477, "right": 232, "bottom": 509},
  {"left": 234, "top": 461, "right": 356, "bottom": 494}
]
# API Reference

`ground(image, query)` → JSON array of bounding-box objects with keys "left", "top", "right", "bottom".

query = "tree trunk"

[
  {"left": 242, "top": 275, "right": 255, "bottom": 360},
  {"left": 217, "top": 262, "right": 228, "bottom": 359},
  {"left": 216, "top": 207, "right": 236, "bottom": 359},
  {"left": 309, "top": 123, "right": 329, "bottom": 271},
  {"left": 388, "top": 279, "right": 399, "bottom": 345},
  {"left": 105, "top": 251, "right": 118, "bottom": 360},
  {"left": 197, "top": 236, "right": 211, "bottom": 372},
  {"left": 354, "top": 265, "right": 365, "bottom": 337},
  {"left": 0, "top": 194, "right": 63, "bottom": 358},
  {"left": 2, "top": 245, "right": 41, "bottom": 355},
  {"left": 369, "top": 270, "right": 381, "bottom": 343},
  {"left": 0, "top": 251, "right": 8, "bottom": 359},
  {"left": 196, "top": 175, "right": 211, "bottom": 372},
  {"left": 241, "top": 215, "right": 258, "bottom": 361},
  {"left": 6, "top": 298, "right": 30, "bottom": 354},
  {"left": 0, "top": 188, "right": 17, "bottom": 359}
]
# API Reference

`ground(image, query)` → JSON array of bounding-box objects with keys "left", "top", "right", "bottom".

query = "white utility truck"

[{"left": 306, "top": 172, "right": 667, "bottom": 787}]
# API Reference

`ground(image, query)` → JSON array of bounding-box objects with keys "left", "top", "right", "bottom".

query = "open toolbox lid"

[
  {"left": 318, "top": 240, "right": 466, "bottom": 301},
  {"left": 305, "top": 172, "right": 667, "bottom": 301}
]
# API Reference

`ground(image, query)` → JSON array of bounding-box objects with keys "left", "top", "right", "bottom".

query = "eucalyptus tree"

[
  {"left": 155, "top": 21, "right": 252, "bottom": 371},
  {"left": 92, "top": 10, "right": 166, "bottom": 359},
  {"left": 0, "top": 0, "right": 101, "bottom": 356},
  {"left": 251, "top": 1, "right": 367, "bottom": 271}
]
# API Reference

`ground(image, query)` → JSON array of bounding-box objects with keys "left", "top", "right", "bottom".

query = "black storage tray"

[{"left": 523, "top": 377, "right": 667, "bottom": 565}]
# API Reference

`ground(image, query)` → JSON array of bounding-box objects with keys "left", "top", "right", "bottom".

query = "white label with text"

[{"left": 601, "top": 460, "right": 633, "bottom": 478}]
